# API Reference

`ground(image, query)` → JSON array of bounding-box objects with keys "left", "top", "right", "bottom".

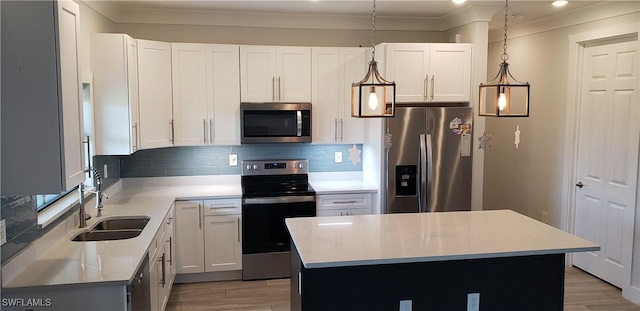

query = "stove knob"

[
  {"left": 298, "top": 163, "right": 304, "bottom": 169},
  {"left": 245, "top": 164, "right": 252, "bottom": 170},
  {"left": 252, "top": 164, "right": 259, "bottom": 170}
]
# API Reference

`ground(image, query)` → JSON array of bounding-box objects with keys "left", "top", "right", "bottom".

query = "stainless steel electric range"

[{"left": 241, "top": 159, "right": 316, "bottom": 280}]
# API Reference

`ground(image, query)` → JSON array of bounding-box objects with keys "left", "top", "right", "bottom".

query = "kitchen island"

[{"left": 286, "top": 210, "right": 599, "bottom": 311}]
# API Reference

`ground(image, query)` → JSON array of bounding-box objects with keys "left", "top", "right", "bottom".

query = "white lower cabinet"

[
  {"left": 149, "top": 205, "right": 176, "bottom": 311},
  {"left": 316, "top": 193, "right": 373, "bottom": 217},
  {"left": 175, "top": 198, "right": 242, "bottom": 274}
]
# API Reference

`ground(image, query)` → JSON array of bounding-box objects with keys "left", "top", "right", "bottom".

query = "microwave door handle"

[{"left": 297, "top": 110, "right": 302, "bottom": 137}]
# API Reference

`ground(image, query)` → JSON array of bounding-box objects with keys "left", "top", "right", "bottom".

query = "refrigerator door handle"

[
  {"left": 426, "top": 133, "right": 434, "bottom": 212},
  {"left": 418, "top": 134, "right": 427, "bottom": 212}
]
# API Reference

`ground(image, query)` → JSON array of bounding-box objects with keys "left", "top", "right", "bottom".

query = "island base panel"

[{"left": 291, "top": 247, "right": 565, "bottom": 311}]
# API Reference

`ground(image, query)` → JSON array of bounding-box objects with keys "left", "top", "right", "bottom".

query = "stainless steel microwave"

[{"left": 240, "top": 103, "right": 312, "bottom": 143}]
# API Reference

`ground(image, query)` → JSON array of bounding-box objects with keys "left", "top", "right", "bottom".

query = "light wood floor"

[{"left": 167, "top": 267, "right": 640, "bottom": 311}]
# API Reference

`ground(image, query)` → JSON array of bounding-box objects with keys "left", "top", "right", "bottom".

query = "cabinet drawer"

[
  {"left": 317, "top": 193, "right": 372, "bottom": 210},
  {"left": 203, "top": 198, "right": 242, "bottom": 216}
]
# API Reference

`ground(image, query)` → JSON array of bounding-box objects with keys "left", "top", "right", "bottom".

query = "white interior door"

[{"left": 573, "top": 39, "right": 639, "bottom": 288}]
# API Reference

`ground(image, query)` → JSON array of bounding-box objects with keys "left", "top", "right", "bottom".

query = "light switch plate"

[
  {"left": 467, "top": 293, "right": 480, "bottom": 311},
  {"left": 229, "top": 154, "right": 238, "bottom": 166},
  {"left": 0, "top": 219, "right": 7, "bottom": 245},
  {"left": 399, "top": 300, "right": 412, "bottom": 311},
  {"left": 334, "top": 152, "right": 343, "bottom": 164}
]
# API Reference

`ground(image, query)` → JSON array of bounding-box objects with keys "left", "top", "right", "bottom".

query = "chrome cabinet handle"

[
  {"left": 430, "top": 76, "right": 435, "bottom": 100},
  {"left": 169, "top": 119, "right": 174, "bottom": 143},
  {"left": 237, "top": 217, "right": 240, "bottom": 243},
  {"left": 272, "top": 77, "right": 275, "bottom": 102},
  {"left": 332, "top": 200, "right": 358, "bottom": 204},
  {"left": 198, "top": 203, "right": 202, "bottom": 229},
  {"left": 203, "top": 119, "right": 207, "bottom": 144},
  {"left": 167, "top": 237, "right": 172, "bottom": 265},
  {"left": 209, "top": 119, "right": 213, "bottom": 144},
  {"left": 424, "top": 75, "right": 428, "bottom": 101},
  {"left": 334, "top": 119, "right": 338, "bottom": 142},
  {"left": 83, "top": 136, "right": 92, "bottom": 177},
  {"left": 132, "top": 122, "right": 138, "bottom": 151},
  {"left": 278, "top": 76, "right": 282, "bottom": 101},
  {"left": 158, "top": 254, "right": 166, "bottom": 287},
  {"left": 340, "top": 119, "right": 344, "bottom": 141}
]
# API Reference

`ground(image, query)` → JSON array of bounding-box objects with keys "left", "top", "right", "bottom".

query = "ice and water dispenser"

[{"left": 395, "top": 165, "right": 417, "bottom": 196}]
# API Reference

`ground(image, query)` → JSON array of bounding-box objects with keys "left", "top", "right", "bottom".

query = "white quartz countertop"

[
  {"left": 3, "top": 179, "right": 243, "bottom": 290},
  {"left": 286, "top": 210, "right": 600, "bottom": 269},
  {"left": 310, "top": 180, "right": 377, "bottom": 194},
  {"left": 4, "top": 174, "right": 377, "bottom": 290}
]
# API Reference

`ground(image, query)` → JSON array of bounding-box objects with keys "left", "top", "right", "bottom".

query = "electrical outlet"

[
  {"left": 103, "top": 163, "right": 109, "bottom": 179},
  {"left": 399, "top": 300, "right": 412, "bottom": 311},
  {"left": 334, "top": 152, "right": 343, "bottom": 164},
  {"left": 229, "top": 154, "right": 238, "bottom": 166},
  {"left": 542, "top": 211, "right": 548, "bottom": 224},
  {"left": 0, "top": 219, "right": 7, "bottom": 245},
  {"left": 467, "top": 293, "right": 480, "bottom": 311}
]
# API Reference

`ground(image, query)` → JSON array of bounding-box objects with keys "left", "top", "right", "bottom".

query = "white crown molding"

[
  {"left": 81, "top": 0, "right": 503, "bottom": 32},
  {"left": 488, "top": 1, "right": 640, "bottom": 43}
]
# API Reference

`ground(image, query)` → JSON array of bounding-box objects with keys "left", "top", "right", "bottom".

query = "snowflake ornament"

[
  {"left": 478, "top": 131, "right": 493, "bottom": 150},
  {"left": 348, "top": 144, "right": 361, "bottom": 165}
]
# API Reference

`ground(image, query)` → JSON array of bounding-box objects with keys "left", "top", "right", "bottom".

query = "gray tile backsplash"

[
  {"left": 1, "top": 145, "right": 360, "bottom": 264},
  {"left": 121, "top": 144, "right": 362, "bottom": 178}
]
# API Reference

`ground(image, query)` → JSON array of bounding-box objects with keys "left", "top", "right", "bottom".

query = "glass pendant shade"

[
  {"left": 351, "top": 60, "right": 396, "bottom": 118},
  {"left": 479, "top": 62, "right": 530, "bottom": 117}
]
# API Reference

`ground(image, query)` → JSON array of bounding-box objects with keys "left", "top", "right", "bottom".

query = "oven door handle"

[{"left": 244, "top": 196, "right": 315, "bottom": 205}]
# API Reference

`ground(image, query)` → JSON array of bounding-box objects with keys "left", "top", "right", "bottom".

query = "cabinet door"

[
  {"left": 384, "top": 43, "right": 430, "bottom": 103},
  {"left": 58, "top": 0, "right": 86, "bottom": 189},
  {"left": 206, "top": 44, "right": 241, "bottom": 145},
  {"left": 172, "top": 43, "right": 207, "bottom": 146},
  {"left": 91, "top": 34, "right": 139, "bottom": 155},
  {"left": 204, "top": 215, "right": 242, "bottom": 272},
  {"left": 175, "top": 201, "right": 204, "bottom": 274},
  {"left": 240, "top": 46, "right": 276, "bottom": 102},
  {"left": 429, "top": 44, "right": 471, "bottom": 102},
  {"left": 149, "top": 253, "right": 159, "bottom": 311},
  {"left": 165, "top": 207, "right": 176, "bottom": 290},
  {"left": 338, "top": 48, "right": 367, "bottom": 143},
  {"left": 138, "top": 39, "right": 173, "bottom": 149},
  {"left": 311, "top": 48, "right": 340, "bottom": 143},
  {"left": 277, "top": 47, "right": 311, "bottom": 102}
]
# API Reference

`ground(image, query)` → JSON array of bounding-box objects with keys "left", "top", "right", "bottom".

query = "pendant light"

[
  {"left": 351, "top": 0, "right": 396, "bottom": 118},
  {"left": 479, "top": 0, "right": 530, "bottom": 117}
]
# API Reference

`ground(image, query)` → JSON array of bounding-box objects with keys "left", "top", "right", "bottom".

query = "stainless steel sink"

[
  {"left": 72, "top": 230, "right": 142, "bottom": 242},
  {"left": 71, "top": 216, "right": 150, "bottom": 242},
  {"left": 93, "top": 217, "right": 150, "bottom": 231}
]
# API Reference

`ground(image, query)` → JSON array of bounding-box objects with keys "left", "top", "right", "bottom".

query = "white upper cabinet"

[
  {"left": 91, "top": 34, "right": 140, "bottom": 155},
  {"left": 381, "top": 43, "right": 472, "bottom": 103},
  {"left": 171, "top": 43, "right": 208, "bottom": 146},
  {"left": 138, "top": 39, "right": 174, "bottom": 149},
  {"left": 206, "top": 45, "right": 241, "bottom": 145},
  {"left": 240, "top": 46, "right": 311, "bottom": 102},
  {"left": 1, "top": 0, "right": 85, "bottom": 195},
  {"left": 57, "top": 0, "right": 86, "bottom": 189},
  {"left": 171, "top": 43, "right": 241, "bottom": 146},
  {"left": 312, "top": 47, "right": 367, "bottom": 144}
]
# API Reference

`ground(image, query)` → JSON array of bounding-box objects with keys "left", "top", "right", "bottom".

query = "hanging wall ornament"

[
  {"left": 348, "top": 144, "right": 362, "bottom": 165},
  {"left": 515, "top": 125, "right": 521, "bottom": 149},
  {"left": 478, "top": 131, "right": 493, "bottom": 150}
]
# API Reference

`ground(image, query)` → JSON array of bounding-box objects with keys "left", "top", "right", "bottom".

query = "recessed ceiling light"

[
  {"left": 452, "top": 0, "right": 467, "bottom": 4},
  {"left": 552, "top": 0, "right": 568, "bottom": 7}
]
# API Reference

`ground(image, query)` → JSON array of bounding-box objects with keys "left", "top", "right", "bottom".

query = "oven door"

[{"left": 242, "top": 195, "right": 316, "bottom": 254}]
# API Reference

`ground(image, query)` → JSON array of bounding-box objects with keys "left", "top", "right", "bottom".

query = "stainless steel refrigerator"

[{"left": 384, "top": 106, "right": 473, "bottom": 213}]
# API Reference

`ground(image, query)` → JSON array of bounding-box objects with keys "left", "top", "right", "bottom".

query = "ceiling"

[{"left": 93, "top": 0, "right": 604, "bottom": 30}]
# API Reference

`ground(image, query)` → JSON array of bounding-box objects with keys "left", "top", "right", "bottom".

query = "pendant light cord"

[
  {"left": 371, "top": 0, "right": 376, "bottom": 62},
  {"left": 502, "top": 0, "right": 509, "bottom": 62}
]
